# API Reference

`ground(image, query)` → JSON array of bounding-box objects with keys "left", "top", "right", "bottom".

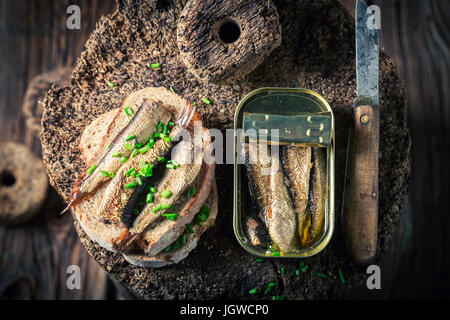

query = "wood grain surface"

[
  {"left": 0, "top": 0, "right": 117, "bottom": 299},
  {"left": 0, "top": 0, "right": 448, "bottom": 299}
]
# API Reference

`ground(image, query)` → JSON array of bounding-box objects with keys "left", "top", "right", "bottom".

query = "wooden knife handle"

[{"left": 345, "top": 104, "right": 379, "bottom": 265}]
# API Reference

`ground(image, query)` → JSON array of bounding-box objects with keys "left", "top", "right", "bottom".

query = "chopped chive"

[
  {"left": 134, "top": 142, "right": 143, "bottom": 148},
  {"left": 172, "top": 241, "right": 181, "bottom": 251},
  {"left": 315, "top": 273, "right": 327, "bottom": 278},
  {"left": 157, "top": 121, "right": 163, "bottom": 131},
  {"left": 138, "top": 146, "right": 149, "bottom": 154},
  {"left": 182, "top": 233, "right": 187, "bottom": 245},
  {"left": 125, "top": 143, "right": 134, "bottom": 151},
  {"left": 106, "top": 81, "right": 116, "bottom": 87},
  {"left": 295, "top": 269, "right": 300, "bottom": 276},
  {"left": 166, "top": 163, "right": 175, "bottom": 169},
  {"left": 271, "top": 251, "right": 281, "bottom": 257},
  {"left": 146, "top": 193, "right": 154, "bottom": 203},
  {"left": 272, "top": 295, "right": 285, "bottom": 301},
  {"left": 131, "top": 149, "right": 138, "bottom": 158},
  {"left": 163, "top": 136, "right": 172, "bottom": 143},
  {"left": 256, "top": 258, "right": 263, "bottom": 262},
  {"left": 120, "top": 156, "right": 128, "bottom": 164},
  {"left": 101, "top": 170, "right": 110, "bottom": 177},
  {"left": 264, "top": 282, "right": 275, "bottom": 294},
  {"left": 136, "top": 176, "right": 143, "bottom": 185},
  {"left": 170, "top": 86, "right": 175, "bottom": 93},
  {"left": 150, "top": 63, "right": 161, "bottom": 69},
  {"left": 186, "top": 224, "right": 194, "bottom": 234},
  {"left": 160, "top": 203, "right": 171, "bottom": 209},
  {"left": 249, "top": 288, "right": 258, "bottom": 295},
  {"left": 161, "top": 213, "right": 178, "bottom": 221},
  {"left": 153, "top": 132, "right": 161, "bottom": 138},
  {"left": 124, "top": 107, "right": 133, "bottom": 116},
  {"left": 202, "top": 97, "right": 211, "bottom": 105},
  {"left": 200, "top": 205, "right": 210, "bottom": 217},
  {"left": 168, "top": 121, "right": 174, "bottom": 126},
  {"left": 149, "top": 187, "right": 157, "bottom": 194},
  {"left": 112, "top": 152, "right": 121, "bottom": 158},
  {"left": 338, "top": 268, "right": 346, "bottom": 284},
  {"left": 165, "top": 245, "right": 172, "bottom": 252},
  {"left": 133, "top": 209, "right": 140, "bottom": 215},
  {"left": 162, "top": 124, "right": 168, "bottom": 135},
  {"left": 125, "top": 135, "right": 136, "bottom": 141},
  {"left": 87, "top": 164, "right": 97, "bottom": 175},
  {"left": 281, "top": 267, "right": 285, "bottom": 276},
  {"left": 301, "top": 265, "right": 309, "bottom": 272},
  {"left": 125, "top": 182, "right": 137, "bottom": 189},
  {"left": 187, "top": 187, "right": 196, "bottom": 198},
  {"left": 139, "top": 160, "right": 147, "bottom": 167},
  {"left": 161, "top": 190, "right": 172, "bottom": 199},
  {"left": 192, "top": 102, "right": 197, "bottom": 106},
  {"left": 158, "top": 156, "right": 165, "bottom": 162}
]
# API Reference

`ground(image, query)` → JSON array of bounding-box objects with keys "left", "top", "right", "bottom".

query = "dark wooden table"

[{"left": 0, "top": 0, "right": 448, "bottom": 299}]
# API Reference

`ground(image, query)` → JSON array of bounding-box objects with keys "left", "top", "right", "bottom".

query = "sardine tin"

[{"left": 234, "top": 88, "right": 335, "bottom": 258}]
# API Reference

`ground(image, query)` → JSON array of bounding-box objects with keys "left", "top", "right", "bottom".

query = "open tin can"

[{"left": 233, "top": 88, "right": 335, "bottom": 258}]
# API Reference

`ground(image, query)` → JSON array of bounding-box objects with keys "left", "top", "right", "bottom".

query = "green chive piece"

[
  {"left": 273, "top": 295, "right": 285, "bottom": 301},
  {"left": 134, "top": 142, "right": 143, "bottom": 148},
  {"left": 150, "top": 187, "right": 157, "bottom": 194},
  {"left": 256, "top": 258, "right": 263, "bottom": 262},
  {"left": 315, "top": 273, "right": 327, "bottom": 278},
  {"left": 249, "top": 288, "right": 258, "bottom": 295},
  {"left": 166, "top": 163, "right": 175, "bottom": 169},
  {"left": 301, "top": 265, "right": 309, "bottom": 272},
  {"left": 107, "top": 81, "right": 116, "bottom": 87},
  {"left": 165, "top": 245, "right": 172, "bottom": 252},
  {"left": 136, "top": 176, "right": 143, "bottom": 185},
  {"left": 338, "top": 268, "right": 346, "bottom": 284},
  {"left": 182, "top": 233, "right": 187, "bottom": 245},
  {"left": 131, "top": 149, "right": 138, "bottom": 158},
  {"left": 158, "top": 156, "right": 165, "bottom": 162},
  {"left": 170, "top": 86, "right": 175, "bottom": 93},
  {"left": 138, "top": 146, "right": 149, "bottom": 154},
  {"left": 100, "top": 170, "right": 110, "bottom": 177},
  {"left": 161, "top": 213, "right": 178, "bottom": 221},
  {"left": 264, "top": 282, "right": 275, "bottom": 294},
  {"left": 146, "top": 193, "right": 154, "bottom": 204},
  {"left": 139, "top": 160, "right": 147, "bottom": 167},
  {"left": 192, "top": 102, "right": 197, "bottom": 106},
  {"left": 125, "top": 143, "right": 134, "bottom": 151},
  {"left": 157, "top": 121, "right": 163, "bottom": 130},
  {"left": 271, "top": 251, "right": 281, "bottom": 257},
  {"left": 151, "top": 63, "right": 161, "bottom": 69},
  {"left": 161, "top": 190, "right": 173, "bottom": 199},
  {"left": 125, "top": 182, "right": 137, "bottom": 189},
  {"left": 160, "top": 203, "right": 171, "bottom": 210},
  {"left": 295, "top": 269, "right": 300, "bottom": 276},
  {"left": 162, "top": 124, "right": 168, "bottom": 135},
  {"left": 87, "top": 164, "right": 97, "bottom": 175},
  {"left": 168, "top": 121, "right": 174, "bottom": 126},
  {"left": 153, "top": 132, "right": 161, "bottom": 138},
  {"left": 120, "top": 156, "right": 128, "bottom": 164},
  {"left": 187, "top": 187, "right": 196, "bottom": 198},
  {"left": 202, "top": 97, "right": 211, "bottom": 105},
  {"left": 186, "top": 224, "right": 194, "bottom": 234},
  {"left": 112, "top": 152, "right": 120, "bottom": 158},
  {"left": 125, "top": 135, "right": 136, "bottom": 141},
  {"left": 163, "top": 136, "right": 172, "bottom": 143},
  {"left": 281, "top": 267, "right": 285, "bottom": 276},
  {"left": 133, "top": 209, "right": 140, "bottom": 215},
  {"left": 124, "top": 107, "right": 133, "bottom": 116}
]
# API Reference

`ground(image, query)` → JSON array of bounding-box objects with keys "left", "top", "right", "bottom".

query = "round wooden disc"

[
  {"left": 0, "top": 142, "right": 48, "bottom": 225},
  {"left": 41, "top": 0, "right": 410, "bottom": 299}
]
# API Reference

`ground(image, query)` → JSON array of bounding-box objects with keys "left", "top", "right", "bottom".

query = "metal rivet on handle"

[{"left": 360, "top": 114, "right": 370, "bottom": 125}]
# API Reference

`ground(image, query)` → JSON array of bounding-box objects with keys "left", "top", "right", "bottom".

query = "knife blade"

[{"left": 343, "top": 0, "right": 380, "bottom": 265}]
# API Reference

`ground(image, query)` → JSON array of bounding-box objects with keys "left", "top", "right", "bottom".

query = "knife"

[{"left": 343, "top": 0, "right": 380, "bottom": 265}]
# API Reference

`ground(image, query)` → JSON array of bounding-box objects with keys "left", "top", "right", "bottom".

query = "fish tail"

[
  {"left": 112, "top": 230, "right": 138, "bottom": 252},
  {"left": 176, "top": 102, "right": 196, "bottom": 129}
]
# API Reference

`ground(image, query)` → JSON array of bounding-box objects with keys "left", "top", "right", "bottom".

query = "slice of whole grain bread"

[{"left": 74, "top": 89, "right": 216, "bottom": 266}]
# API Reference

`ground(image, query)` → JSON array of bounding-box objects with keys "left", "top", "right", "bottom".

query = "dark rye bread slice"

[{"left": 41, "top": 0, "right": 410, "bottom": 299}]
